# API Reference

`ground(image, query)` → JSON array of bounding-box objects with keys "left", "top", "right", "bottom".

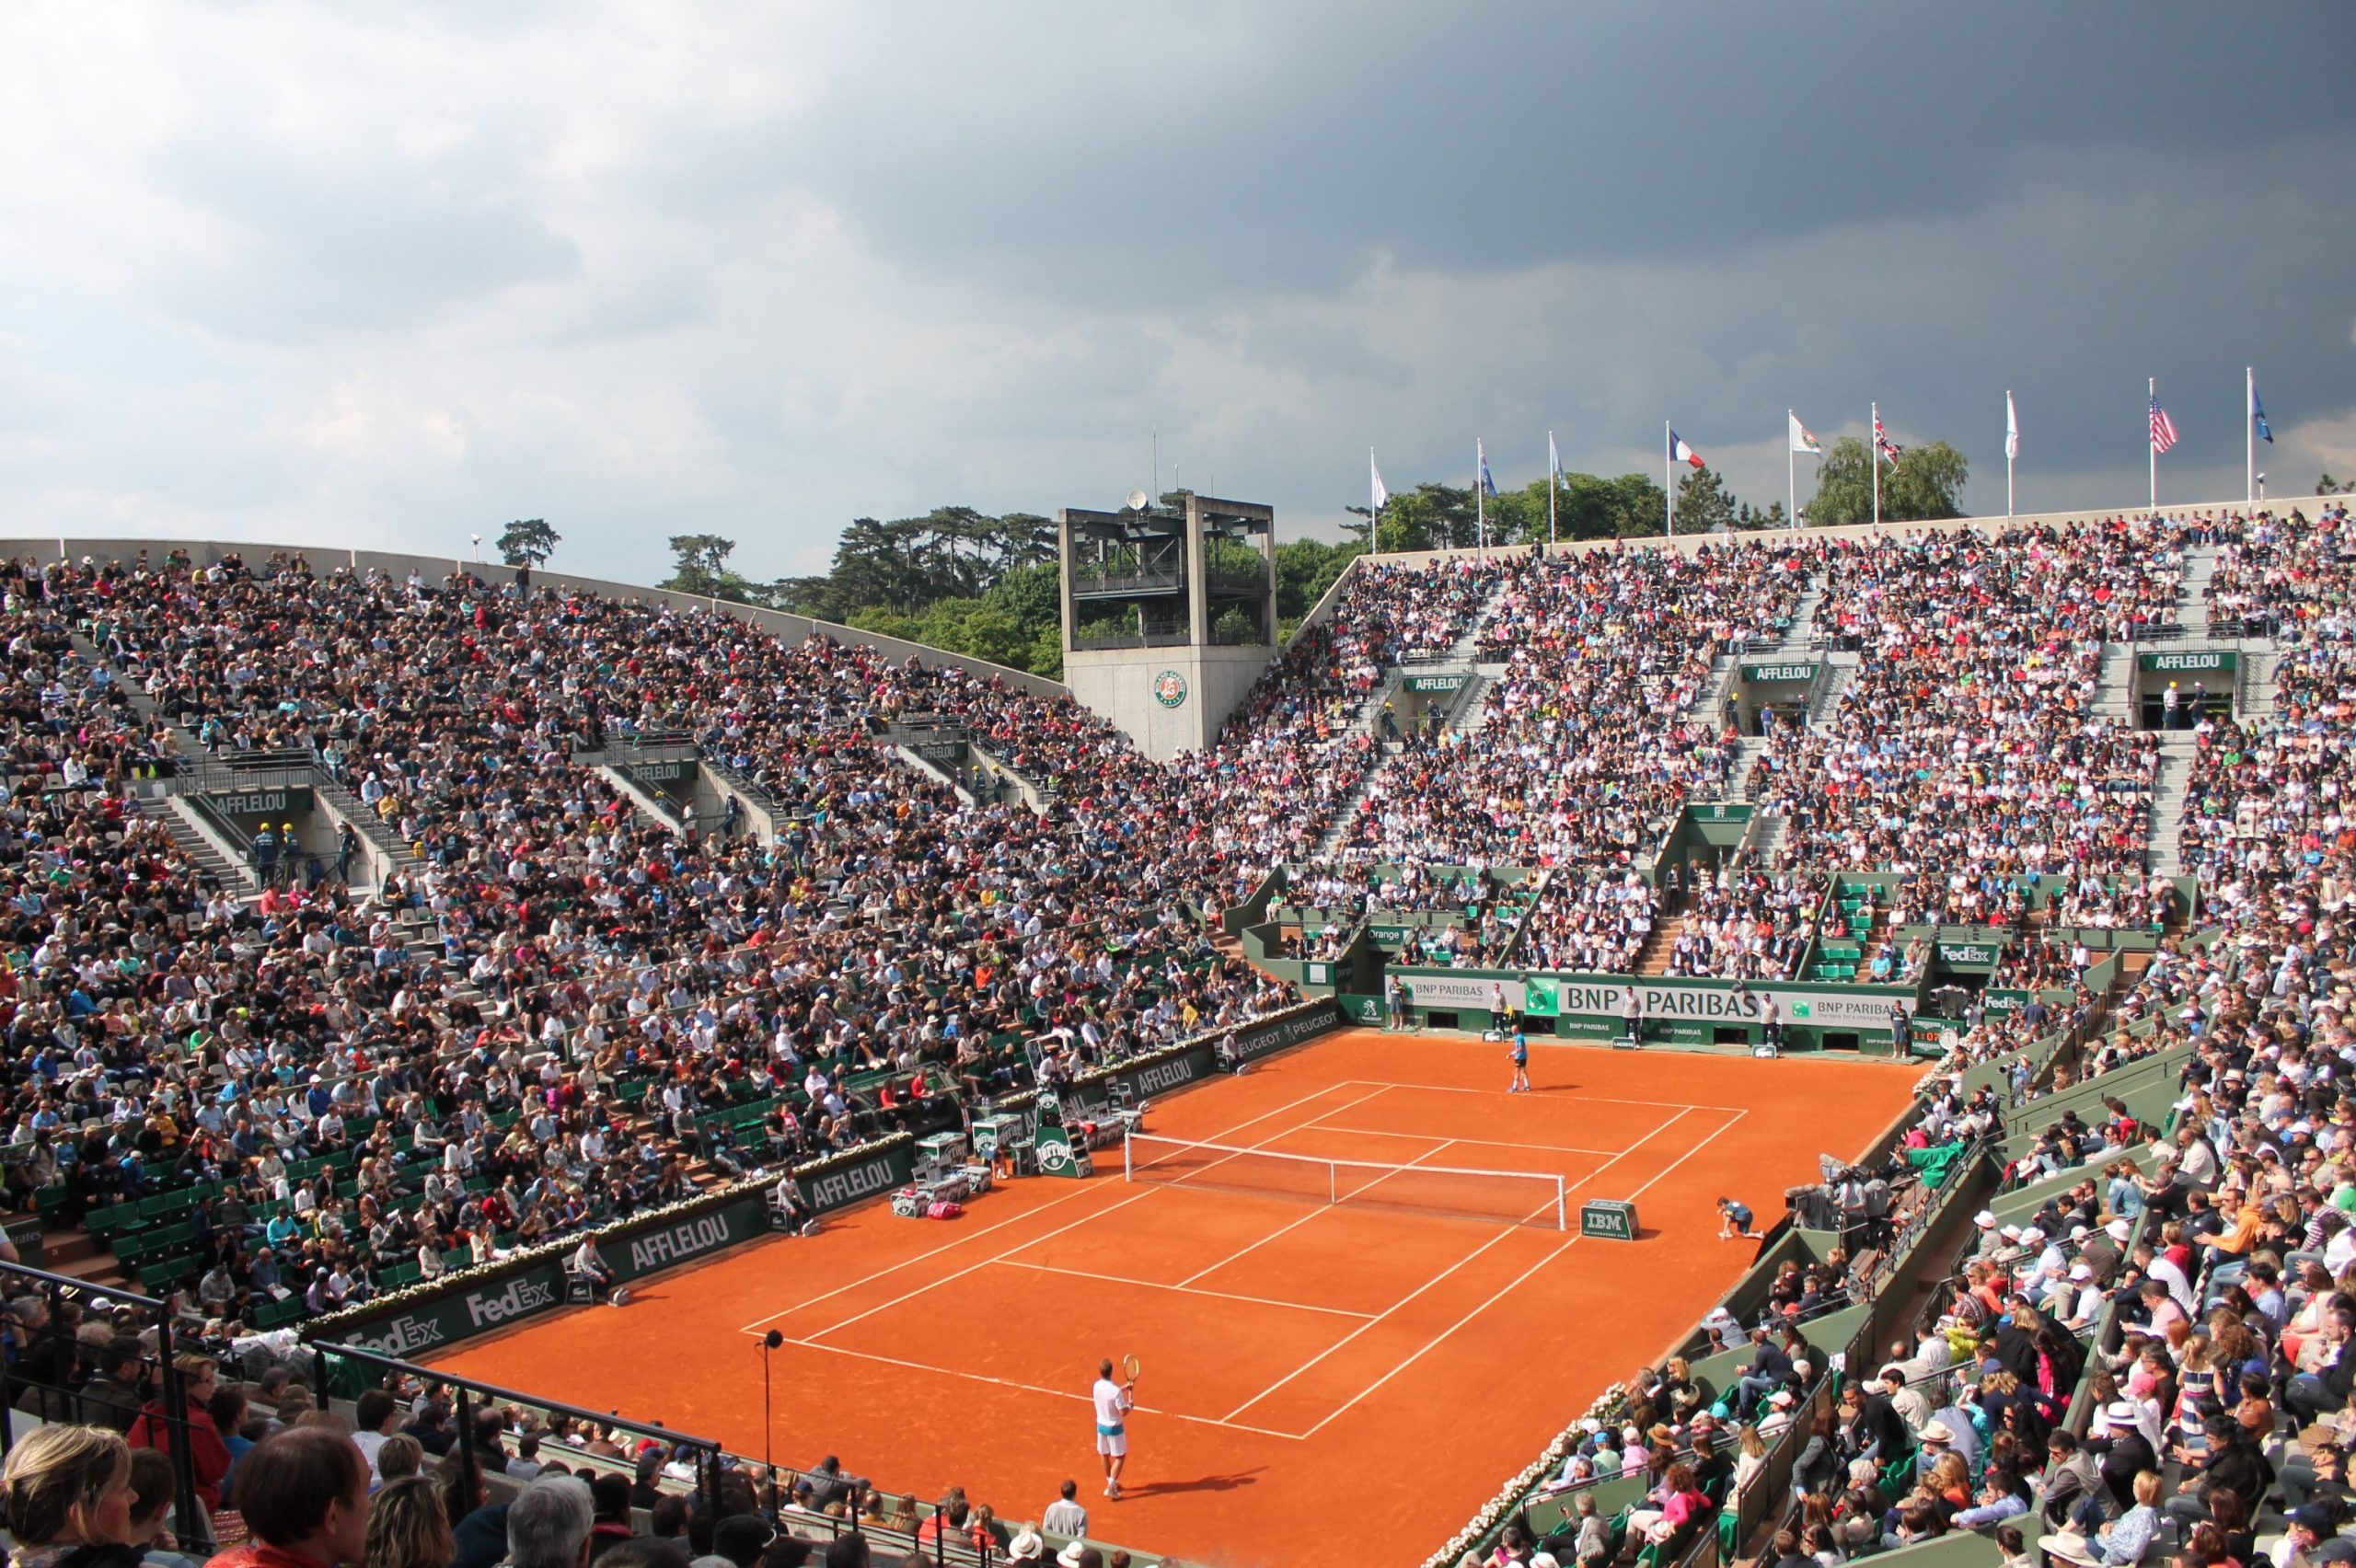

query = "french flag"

[{"left": 1670, "top": 429, "right": 1704, "bottom": 470}]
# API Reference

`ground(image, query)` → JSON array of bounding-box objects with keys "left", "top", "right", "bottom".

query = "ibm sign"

[{"left": 1579, "top": 1199, "right": 1639, "bottom": 1240}]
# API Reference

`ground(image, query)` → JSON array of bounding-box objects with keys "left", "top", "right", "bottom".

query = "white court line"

[
  {"left": 803, "top": 1188, "right": 1160, "bottom": 1343},
  {"left": 1342, "top": 1079, "right": 1747, "bottom": 1114},
  {"left": 1219, "top": 1103, "right": 1693, "bottom": 1425},
  {"left": 1306, "top": 1124, "right": 1624, "bottom": 1158},
  {"left": 763, "top": 1335, "right": 1308, "bottom": 1442},
  {"left": 1161, "top": 1086, "right": 1404, "bottom": 1289},
  {"left": 736, "top": 1076, "right": 1367, "bottom": 1336},
  {"left": 794, "top": 1081, "right": 1398, "bottom": 1343},
  {"left": 1296, "top": 1108, "right": 1745, "bottom": 1437},
  {"left": 995, "top": 1259, "right": 1377, "bottom": 1320}
]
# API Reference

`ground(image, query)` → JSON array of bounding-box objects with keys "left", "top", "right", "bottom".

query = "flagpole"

[
  {"left": 1369, "top": 447, "right": 1381, "bottom": 559},
  {"left": 2006, "top": 391, "right": 2015, "bottom": 518},
  {"left": 1871, "top": 401, "right": 1881, "bottom": 527},
  {"left": 2246, "top": 367, "right": 2256, "bottom": 509},
  {"left": 1478, "top": 440, "right": 1487, "bottom": 554},
  {"left": 1787, "top": 413, "right": 1796, "bottom": 535},
  {"left": 2149, "top": 377, "right": 2158, "bottom": 511},
  {"left": 1547, "top": 430, "right": 1557, "bottom": 548},
  {"left": 1665, "top": 421, "right": 1674, "bottom": 536}
]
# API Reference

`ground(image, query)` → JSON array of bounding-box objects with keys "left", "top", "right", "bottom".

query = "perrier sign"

[{"left": 1580, "top": 1199, "right": 1639, "bottom": 1240}]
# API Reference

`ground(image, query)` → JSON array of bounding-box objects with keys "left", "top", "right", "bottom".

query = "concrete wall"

[
  {"left": 0, "top": 536, "right": 1068, "bottom": 698},
  {"left": 1062, "top": 640, "right": 1272, "bottom": 761},
  {"left": 1367, "top": 491, "right": 2336, "bottom": 569}
]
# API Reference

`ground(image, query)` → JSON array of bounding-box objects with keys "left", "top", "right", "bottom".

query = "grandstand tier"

[{"left": 0, "top": 492, "right": 2347, "bottom": 1568}]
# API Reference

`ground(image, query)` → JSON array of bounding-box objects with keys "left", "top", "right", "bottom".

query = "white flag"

[
  {"left": 2005, "top": 390, "right": 2019, "bottom": 460},
  {"left": 1549, "top": 431, "right": 1562, "bottom": 482},
  {"left": 1370, "top": 450, "right": 1389, "bottom": 511},
  {"left": 1788, "top": 412, "right": 1822, "bottom": 455}
]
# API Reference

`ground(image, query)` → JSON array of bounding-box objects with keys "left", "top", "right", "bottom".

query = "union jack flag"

[
  {"left": 1874, "top": 411, "right": 1903, "bottom": 465},
  {"left": 2149, "top": 393, "right": 2178, "bottom": 455}
]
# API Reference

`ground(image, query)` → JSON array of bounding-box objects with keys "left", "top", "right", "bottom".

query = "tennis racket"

[{"left": 1123, "top": 1354, "right": 1141, "bottom": 1389}]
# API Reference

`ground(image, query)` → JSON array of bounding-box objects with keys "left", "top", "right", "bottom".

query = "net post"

[
  {"left": 1122, "top": 1132, "right": 1131, "bottom": 1183},
  {"left": 1556, "top": 1178, "right": 1567, "bottom": 1232},
  {"left": 1329, "top": 1159, "right": 1337, "bottom": 1208}
]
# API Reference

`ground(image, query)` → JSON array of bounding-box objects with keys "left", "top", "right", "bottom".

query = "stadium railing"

[
  {"left": 0, "top": 1261, "right": 220, "bottom": 1552},
  {"left": 313, "top": 1341, "right": 724, "bottom": 1515}
]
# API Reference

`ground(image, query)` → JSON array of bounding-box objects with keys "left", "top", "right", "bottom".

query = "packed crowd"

[
  {"left": 0, "top": 1359, "right": 1109, "bottom": 1568},
  {"left": 0, "top": 550, "right": 1332, "bottom": 1311},
  {"left": 1340, "top": 541, "right": 1802, "bottom": 870},
  {"left": 1760, "top": 522, "right": 2179, "bottom": 893},
  {"left": 1658, "top": 870, "right": 1829, "bottom": 983}
]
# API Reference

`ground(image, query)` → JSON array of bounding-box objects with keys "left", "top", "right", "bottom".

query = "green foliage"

[
  {"left": 1274, "top": 538, "right": 1366, "bottom": 620},
  {"left": 661, "top": 535, "right": 747, "bottom": 598},
  {"left": 775, "top": 508, "right": 1058, "bottom": 620},
  {"left": 2319, "top": 473, "right": 2350, "bottom": 496},
  {"left": 1806, "top": 438, "right": 1970, "bottom": 526},
  {"left": 496, "top": 518, "right": 560, "bottom": 569},
  {"left": 1556, "top": 472, "right": 1669, "bottom": 541},
  {"left": 1674, "top": 467, "right": 1738, "bottom": 535}
]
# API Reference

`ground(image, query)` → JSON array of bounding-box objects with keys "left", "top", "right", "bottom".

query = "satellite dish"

[{"left": 1126, "top": 490, "right": 1150, "bottom": 513}]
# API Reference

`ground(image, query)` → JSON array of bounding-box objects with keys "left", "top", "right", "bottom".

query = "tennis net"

[{"left": 1122, "top": 1133, "right": 1566, "bottom": 1229}]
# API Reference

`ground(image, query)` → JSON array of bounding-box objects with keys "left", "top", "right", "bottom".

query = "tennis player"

[
  {"left": 1091, "top": 1357, "right": 1135, "bottom": 1499},
  {"left": 1507, "top": 1020, "right": 1530, "bottom": 1093}
]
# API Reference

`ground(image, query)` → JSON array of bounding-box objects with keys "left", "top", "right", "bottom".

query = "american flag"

[
  {"left": 2150, "top": 393, "right": 2178, "bottom": 455},
  {"left": 1873, "top": 411, "right": 1903, "bottom": 465}
]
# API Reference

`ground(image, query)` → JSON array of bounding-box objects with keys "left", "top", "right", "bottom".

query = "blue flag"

[
  {"left": 2251, "top": 378, "right": 2274, "bottom": 444},
  {"left": 1477, "top": 441, "right": 1498, "bottom": 496}
]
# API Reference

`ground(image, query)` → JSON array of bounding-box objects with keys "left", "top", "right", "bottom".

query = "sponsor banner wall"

[
  {"left": 205, "top": 785, "right": 316, "bottom": 839},
  {"left": 1392, "top": 969, "right": 1914, "bottom": 1033},
  {"left": 336, "top": 1263, "right": 568, "bottom": 1357},
  {"left": 797, "top": 1145, "right": 916, "bottom": 1216},
  {"left": 2136, "top": 650, "right": 2237, "bottom": 674},
  {"left": 612, "top": 1194, "right": 770, "bottom": 1284},
  {"left": 1230, "top": 1001, "right": 1349, "bottom": 1061}
]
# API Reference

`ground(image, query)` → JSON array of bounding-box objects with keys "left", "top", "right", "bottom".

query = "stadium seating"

[{"left": 7, "top": 495, "right": 2353, "bottom": 1568}]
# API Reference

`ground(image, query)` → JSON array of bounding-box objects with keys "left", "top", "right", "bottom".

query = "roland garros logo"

[{"left": 1153, "top": 670, "right": 1187, "bottom": 709}]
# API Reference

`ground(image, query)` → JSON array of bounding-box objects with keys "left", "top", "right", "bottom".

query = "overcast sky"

[{"left": 3, "top": 2, "right": 2351, "bottom": 584}]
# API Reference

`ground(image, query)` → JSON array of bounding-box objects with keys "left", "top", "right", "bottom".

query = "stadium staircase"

[
  {"left": 1310, "top": 574, "right": 1512, "bottom": 859},
  {"left": 1721, "top": 735, "right": 1768, "bottom": 802},
  {"left": 2147, "top": 741, "right": 2198, "bottom": 876},
  {"left": 1632, "top": 916, "right": 1683, "bottom": 975},
  {"left": 159, "top": 794, "right": 260, "bottom": 894},
  {"left": 1807, "top": 654, "right": 1858, "bottom": 730},
  {"left": 2178, "top": 537, "right": 2223, "bottom": 620}
]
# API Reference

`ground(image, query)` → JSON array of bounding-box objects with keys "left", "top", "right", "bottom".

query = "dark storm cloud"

[{"left": 784, "top": 1, "right": 2356, "bottom": 306}]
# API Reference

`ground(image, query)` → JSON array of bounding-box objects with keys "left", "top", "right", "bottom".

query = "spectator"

[
  {"left": 506, "top": 1478, "right": 594, "bottom": 1568},
  {"left": 1, "top": 1424, "right": 140, "bottom": 1568},
  {"left": 126, "top": 1356, "right": 230, "bottom": 1513},
  {"left": 360, "top": 1477, "right": 454, "bottom": 1568},
  {"left": 202, "top": 1428, "right": 371, "bottom": 1568}
]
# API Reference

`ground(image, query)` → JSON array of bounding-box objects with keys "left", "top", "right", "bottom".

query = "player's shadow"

[{"left": 1118, "top": 1468, "right": 1265, "bottom": 1499}]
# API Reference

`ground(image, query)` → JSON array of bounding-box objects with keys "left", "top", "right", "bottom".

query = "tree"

[
  {"left": 1732, "top": 501, "right": 1788, "bottom": 531},
  {"left": 1274, "top": 538, "right": 1364, "bottom": 620},
  {"left": 1374, "top": 482, "right": 1479, "bottom": 552},
  {"left": 662, "top": 535, "right": 739, "bottom": 596},
  {"left": 497, "top": 519, "right": 560, "bottom": 569},
  {"left": 2319, "top": 474, "right": 2350, "bottom": 495},
  {"left": 1805, "top": 438, "right": 1969, "bottom": 526},
  {"left": 1675, "top": 467, "right": 1738, "bottom": 535}
]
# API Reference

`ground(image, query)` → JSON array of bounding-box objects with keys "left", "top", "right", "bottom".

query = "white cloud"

[{"left": 0, "top": 4, "right": 2348, "bottom": 587}]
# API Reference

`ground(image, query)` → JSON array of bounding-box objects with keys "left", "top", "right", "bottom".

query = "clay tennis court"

[{"left": 432, "top": 1032, "right": 1920, "bottom": 1568}]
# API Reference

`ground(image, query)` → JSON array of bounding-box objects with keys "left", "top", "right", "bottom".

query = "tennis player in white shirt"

[{"left": 1091, "top": 1358, "right": 1135, "bottom": 1499}]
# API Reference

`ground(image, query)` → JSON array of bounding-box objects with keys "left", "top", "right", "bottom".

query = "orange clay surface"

[{"left": 432, "top": 1032, "right": 1921, "bottom": 1568}]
